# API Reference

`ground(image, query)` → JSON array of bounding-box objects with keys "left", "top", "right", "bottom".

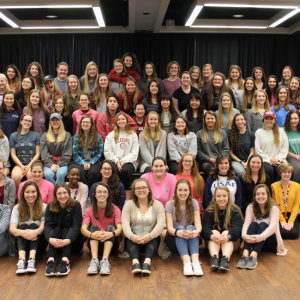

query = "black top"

[
  {"left": 173, "top": 86, "right": 200, "bottom": 112},
  {"left": 202, "top": 88, "right": 236, "bottom": 111},
  {"left": 202, "top": 208, "right": 243, "bottom": 241},
  {"left": 230, "top": 130, "right": 255, "bottom": 161},
  {"left": 45, "top": 114, "right": 73, "bottom": 136},
  {"left": 255, "top": 82, "right": 267, "bottom": 90}
]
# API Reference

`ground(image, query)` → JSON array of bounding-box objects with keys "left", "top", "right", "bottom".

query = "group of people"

[{"left": 0, "top": 56, "right": 299, "bottom": 278}]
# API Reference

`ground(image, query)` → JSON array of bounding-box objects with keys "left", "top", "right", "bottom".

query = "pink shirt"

[
  {"left": 18, "top": 179, "right": 55, "bottom": 204},
  {"left": 82, "top": 204, "right": 122, "bottom": 230},
  {"left": 72, "top": 108, "right": 98, "bottom": 135},
  {"left": 141, "top": 172, "right": 177, "bottom": 207}
]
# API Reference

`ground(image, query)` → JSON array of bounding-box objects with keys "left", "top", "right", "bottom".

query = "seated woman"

[
  {"left": 251, "top": 66, "right": 267, "bottom": 90},
  {"left": 81, "top": 182, "right": 122, "bottom": 275},
  {"left": 24, "top": 62, "right": 44, "bottom": 90},
  {"left": 63, "top": 75, "right": 83, "bottom": 116},
  {"left": 255, "top": 111, "right": 289, "bottom": 183},
  {"left": 5, "top": 64, "right": 21, "bottom": 93},
  {"left": 240, "top": 154, "right": 272, "bottom": 215},
  {"left": 142, "top": 79, "right": 162, "bottom": 114},
  {"left": 0, "top": 122, "right": 11, "bottom": 175},
  {"left": 132, "top": 103, "right": 147, "bottom": 136},
  {"left": 272, "top": 163, "right": 300, "bottom": 240},
  {"left": 10, "top": 182, "right": 48, "bottom": 274},
  {"left": 89, "top": 160, "right": 126, "bottom": 212},
  {"left": 165, "top": 179, "right": 203, "bottom": 276},
  {"left": 141, "top": 157, "right": 177, "bottom": 207},
  {"left": 237, "top": 184, "right": 287, "bottom": 270},
  {"left": 265, "top": 75, "right": 279, "bottom": 107},
  {"left": 18, "top": 161, "right": 54, "bottom": 204},
  {"left": 0, "top": 159, "right": 16, "bottom": 209},
  {"left": 73, "top": 115, "right": 103, "bottom": 188},
  {"left": 167, "top": 116, "right": 197, "bottom": 175},
  {"left": 66, "top": 164, "right": 88, "bottom": 216},
  {"left": 196, "top": 111, "right": 229, "bottom": 178},
  {"left": 139, "top": 112, "right": 167, "bottom": 173},
  {"left": 0, "top": 203, "right": 15, "bottom": 257},
  {"left": 122, "top": 178, "right": 166, "bottom": 274},
  {"left": 228, "top": 113, "right": 255, "bottom": 177},
  {"left": 10, "top": 113, "right": 40, "bottom": 192},
  {"left": 41, "top": 75, "right": 64, "bottom": 111},
  {"left": 44, "top": 183, "right": 83, "bottom": 276},
  {"left": 181, "top": 93, "right": 206, "bottom": 134},
  {"left": 202, "top": 186, "right": 243, "bottom": 271},
  {"left": 242, "top": 77, "right": 255, "bottom": 113},
  {"left": 122, "top": 52, "right": 140, "bottom": 81},
  {"left": 204, "top": 154, "right": 242, "bottom": 209},
  {"left": 176, "top": 153, "right": 205, "bottom": 214},
  {"left": 14, "top": 76, "right": 34, "bottom": 110},
  {"left": 104, "top": 112, "right": 139, "bottom": 198}
]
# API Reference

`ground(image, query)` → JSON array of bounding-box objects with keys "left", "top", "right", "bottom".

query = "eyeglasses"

[
  {"left": 102, "top": 168, "right": 112, "bottom": 172},
  {"left": 22, "top": 81, "right": 32, "bottom": 84},
  {"left": 22, "top": 119, "right": 32, "bottom": 123},
  {"left": 183, "top": 160, "right": 193, "bottom": 163},
  {"left": 96, "top": 190, "right": 108, "bottom": 195},
  {"left": 135, "top": 186, "right": 148, "bottom": 191}
]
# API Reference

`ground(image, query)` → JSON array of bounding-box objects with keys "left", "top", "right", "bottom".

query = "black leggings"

[
  {"left": 75, "top": 163, "right": 101, "bottom": 188},
  {"left": 280, "top": 213, "right": 299, "bottom": 240},
  {"left": 127, "top": 236, "right": 159, "bottom": 261},
  {"left": 263, "top": 163, "right": 280, "bottom": 183},
  {"left": 17, "top": 223, "right": 48, "bottom": 254},
  {"left": 47, "top": 227, "right": 84, "bottom": 260},
  {"left": 113, "top": 163, "right": 135, "bottom": 190},
  {"left": 243, "top": 222, "right": 277, "bottom": 254},
  {"left": 199, "top": 161, "right": 214, "bottom": 179},
  {"left": 88, "top": 225, "right": 119, "bottom": 254}
]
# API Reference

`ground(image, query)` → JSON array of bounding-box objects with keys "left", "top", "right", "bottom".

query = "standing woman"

[
  {"left": 181, "top": 93, "right": 206, "bottom": 134},
  {"left": 242, "top": 77, "right": 255, "bottom": 113},
  {"left": 108, "top": 59, "right": 130, "bottom": 96},
  {"left": 15, "top": 77, "right": 34, "bottom": 110},
  {"left": 156, "top": 93, "right": 178, "bottom": 135},
  {"left": 196, "top": 111, "right": 229, "bottom": 178},
  {"left": 167, "top": 116, "right": 197, "bottom": 175},
  {"left": 139, "top": 112, "right": 167, "bottom": 173},
  {"left": 0, "top": 91, "right": 22, "bottom": 138},
  {"left": 251, "top": 67, "right": 267, "bottom": 90},
  {"left": 10, "top": 114, "right": 40, "bottom": 192},
  {"left": 44, "top": 183, "right": 83, "bottom": 276},
  {"left": 245, "top": 90, "right": 271, "bottom": 134},
  {"left": 278, "top": 66, "right": 294, "bottom": 89},
  {"left": 287, "top": 77, "right": 300, "bottom": 110},
  {"left": 41, "top": 75, "right": 63, "bottom": 111},
  {"left": 137, "top": 61, "right": 164, "bottom": 97},
  {"left": 79, "top": 61, "right": 98, "bottom": 94},
  {"left": 5, "top": 64, "right": 21, "bottom": 93},
  {"left": 23, "top": 89, "right": 48, "bottom": 137},
  {"left": 122, "top": 52, "right": 140, "bottom": 81},
  {"left": 165, "top": 179, "right": 203, "bottom": 276},
  {"left": 41, "top": 113, "right": 72, "bottom": 185},
  {"left": 240, "top": 154, "right": 272, "bottom": 215},
  {"left": 64, "top": 75, "right": 83, "bottom": 115},
  {"left": 73, "top": 115, "right": 103, "bottom": 188},
  {"left": 10, "top": 181, "right": 47, "bottom": 274},
  {"left": 216, "top": 92, "right": 239, "bottom": 133},
  {"left": 81, "top": 182, "right": 122, "bottom": 275},
  {"left": 228, "top": 113, "right": 255, "bottom": 177},
  {"left": 176, "top": 154, "right": 205, "bottom": 214},
  {"left": 265, "top": 75, "right": 279, "bottom": 107},
  {"left": 0, "top": 74, "right": 10, "bottom": 105},
  {"left": 142, "top": 79, "right": 162, "bottom": 114},
  {"left": 283, "top": 109, "right": 300, "bottom": 182},
  {"left": 90, "top": 73, "right": 116, "bottom": 114},
  {"left": 255, "top": 111, "right": 289, "bottom": 183},
  {"left": 189, "top": 66, "right": 201, "bottom": 90},
  {"left": 202, "top": 186, "right": 243, "bottom": 271},
  {"left": 272, "top": 163, "right": 300, "bottom": 240},
  {"left": 72, "top": 93, "right": 98, "bottom": 136},
  {"left": 104, "top": 112, "right": 139, "bottom": 197},
  {"left": 132, "top": 103, "right": 147, "bottom": 135},
  {"left": 0, "top": 158, "right": 16, "bottom": 208},
  {"left": 200, "top": 64, "right": 213, "bottom": 97},
  {"left": 89, "top": 160, "right": 126, "bottom": 212},
  {"left": 24, "top": 62, "right": 44, "bottom": 90},
  {"left": 118, "top": 78, "right": 144, "bottom": 117},
  {"left": 225, "top": 65, "right": 244, "bottom": 111},
  {"left": 122, "top": 178, "right": 166, "bottom": 274},
  {"left": 162, "top": 61, "right": 181, "bottom": 97},
  {"left": 237, "top": 184, "right": 287, "bottom": 270}
]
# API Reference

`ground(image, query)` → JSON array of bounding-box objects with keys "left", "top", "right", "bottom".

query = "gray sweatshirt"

[{"left": 0, "top": 135, "right": 10, "bottom": 168}]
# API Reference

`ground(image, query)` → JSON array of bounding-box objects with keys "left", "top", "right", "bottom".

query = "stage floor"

[{"left": 0, "top": 238, "right": 299, "bottom": 300}]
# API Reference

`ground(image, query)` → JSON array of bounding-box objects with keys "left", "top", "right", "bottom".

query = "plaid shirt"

[
  {"left": 0, "top": 204, "right": 16, "bottom": 256},
  {"left": 72, "top": 133, "right": 103, "bottom": 165}
]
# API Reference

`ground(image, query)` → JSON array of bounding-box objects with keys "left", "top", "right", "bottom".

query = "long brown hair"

[
  {"left": 228, "top": 113, "right": 245, "bottom": 151},
  {"left": 77, "top": 115, "right": 99, "bottom": 150},
  {"left": 142, "top": 61, "right": 158, "bottom": 82},
  {"left": 207, "top": 72, "right": 228, "bottom": 109},
  {"left": 288, "top": 77, "right": 300, "bottom": 104},
  {"left": 113, "top": 59, "right": 129, "bottom": 77},
  {"left": 284, "top": 109, "right": 300, "bottom": 133},
  {"left": 251, "top": 66, "right": 267, "bottom": 83},
  {"left": 280, "top": 66, "right": 294, "bottom": 85},
  {"left": 92, "top": 182, "right": 114, "bottom": 219},
  {"left": 113, "top": 112, "right": 134, "bottom": 142},
  {"left": 66, "top": 75, "right": 82, "bottom": 110},
  {"left": 252, "top": 90, "right": 270, "bottom": 113},
  {"left": 18, "top": 181, "right": 44, "bottom": 222},
  {"left": 189, "top": 66, "right": 202, "bottom": 89},
  {"left": 131, "top": 178, "right": 154, "bottom": 207},
  {"left": 0, "top": 122, "right": 4, "bottom": 138},
  {"left": 242, "top": 154, "right": 266, "bottom": 184},
  {"left": 50, "top": 95, "right": 69, "bottom": 117},
  {"left": 227, "top": 65, "right": 244, "bottom": 90},
  {"left": 0, "top": 91, "right": 22, "bottom": 118},
  {"left": 209, "top": 154, "right": 236, "bottom": 180},
  {"left": 5, "top": 64, "right": 21, "bottom": 88},
  {"left": 27, "top": 89, "right": 48, "bottom": 115},
  {"left": 24, "top": 62, "right": 44, "bottom": 86},
  {"left": 121, "top": 78, "right": 141, "bottom": 110},
  {"left": 242, "top": 77, "right": 255, "bottom": 112},
  {"left": 93, "top": 73, "right": 113, "bottom": 106},
  {"left": 16, "top": 113, "right": 34, "bottom": 137},
  {"left": 217, "top": 92, "right": 235, "bottom": 130},
  {"left": 274, "top": 86, "right": 290, "bottom": 111}
]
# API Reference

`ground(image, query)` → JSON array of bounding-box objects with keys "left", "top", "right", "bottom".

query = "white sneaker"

[
  {"left": 192, "top": 260, "right": 203, "bottom": 276},
  {"left": 183, "top": 259, "right": 194, "bottom": 276}
]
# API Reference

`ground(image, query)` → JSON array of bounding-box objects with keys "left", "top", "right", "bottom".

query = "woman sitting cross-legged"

[
  {"left": 122, "top": 178, "right": 166, "bottom": 274},
  {"left": 202, "top": 186, "right": 243, "bottom": 271},
  {"left": 81, "top": 182, "right": 122, "bottom": 275},
  {"left": 237, "top": 184, "right": 287, "bottom": 270},
  {"left": 165, "top": 179, "right": 203, "bottom": 276}
]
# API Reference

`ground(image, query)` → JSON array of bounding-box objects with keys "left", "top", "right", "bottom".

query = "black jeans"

[
  {"left": 243, "top": 222, "right": 277, "bottom": 254},
  {"left": 263, "top": 163, "right": 280, "bottom": 183},
  {"left": 47, "top": 227, "right": 84, "bottom": 260},
  {"left": 280, "top": 212, "right": 299, "bottom": 240},
  {"left": 75, "top": 163, "right": 101, "bottom": 188},
  {"left": 113, "top": 163, "right": 135, "bottom": 190}
]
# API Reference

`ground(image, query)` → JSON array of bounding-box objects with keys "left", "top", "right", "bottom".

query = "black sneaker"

[
  {"left": 141, "top": 263, "right": 151, "bottom": 274},
  {"left": 56, "top": 260, "right": 70, "bottom": 276},
  {"left": 132, "top": 263, "right": 142, "bottom": 274},
  {"left": 45, "top": 260, "right": 56, "bottom": 276},
  {"left": 209, "top": 255, "right": 219, "bottom": 270},
  {"left": 219, "top": 256, "right": 229, "bottom": 271}
]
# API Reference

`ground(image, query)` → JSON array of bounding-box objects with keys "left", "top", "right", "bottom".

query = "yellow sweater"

[{"left": 271, "top": 181, "right": 300, "bottom": 224}]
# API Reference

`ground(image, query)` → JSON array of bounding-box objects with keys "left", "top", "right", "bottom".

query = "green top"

[
  {"left": 64, "top": 92, "right": 83, "bottom": 115},
  {"left": 284, "top": 127, "right": 300, "bottom": 156}
]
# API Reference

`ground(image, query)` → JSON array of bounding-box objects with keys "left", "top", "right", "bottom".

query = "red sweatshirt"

[
  {"left": 108, "top": 69, "right": 129, "bottom": 84},
  {"left": 132, "top": 115, "right": 147, "bottom": 136},
  {"left": 118, "top": 91, "right": 144, "bottom": 117},
  {"left": 126, "top": 68, "right": 139, "bottom": 81}
]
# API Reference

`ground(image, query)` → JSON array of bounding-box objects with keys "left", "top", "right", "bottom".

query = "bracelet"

[
  {"left": 174, "top": 228, "right": 179, "bottom": 237},
  {"left": 239, "top": 160, "right": 242, "bottom": 163}
]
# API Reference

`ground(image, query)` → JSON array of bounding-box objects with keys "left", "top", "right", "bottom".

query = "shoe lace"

[
  {"left": 17, "top": 259, "right": 25, "bottom": 268},
  {"left": 89, "top": 260, "right": 98, "bottom": 267},
  {"left": 101, "top": 260, "right": 110, "bottom": 269},
  {"left": 240, "top": 256, "right": 247, "bottom": 262},
  {"left": 27, "top": 259, "right": 35, "bottom": 268},
  {"left": 220, "top": 257, "right": 228, "bottom": 264}
]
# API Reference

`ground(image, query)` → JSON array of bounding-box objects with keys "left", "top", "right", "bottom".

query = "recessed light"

[
  {"left": 233, "top": 15, "right": 244, "bottom": 18},
  {"left": 46, "top": 15, "right": 57, "bottom": 19}
]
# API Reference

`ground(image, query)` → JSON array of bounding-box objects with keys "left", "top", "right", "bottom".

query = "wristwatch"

[
  {"left": 227, "top": 234, "right": 231, "bottom": 241},
  {"left": 112, "top": 231, "right": 116, "bottom": 237}
]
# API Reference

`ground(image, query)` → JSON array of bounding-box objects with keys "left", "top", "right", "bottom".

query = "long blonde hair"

[
  {"left": 0, "top": 74, "right": 10, "bottom": 92},
  {"left": 83, "top": 61, "right": 98, "bottom": 94},
  {"left": 92, "top": 73, "right": 112, "bottom": 106},
  {"left": 113, "top": 112, "right": 134, "bottom": 142},
  {"left": 252, "top": 90, "right": 270, "bottom": 114},
  {"left": 43, "top": 81, "right": 62, "bottom": 106},
  {"left": 122, "top": 78, "right": 140, "bottom": 110},
  {"left": 288, "top": 77, "right": 300, "bottom": 104},
  {"left": 47, "top": 119, "right": 66, "bottom": 143},
  {"left": 27, "top": 89, "right": 48, "bottom": 115},
  {"left": 141, "top": 112, "right": 162, "bottom": 142},
  {"left": 227, "top": 65, "right": 244, "bottom": 90},
  {"left": 202, "top": 111, "right": 221, "bottom": 144},
  {"left": 201, "top": 64, "right": 213, "bottom": 88},
  {"left": 264, "top": 118, "right": 280, "bottom": 147},
  {"left": 66, "top": 75, "right": 82, "bottom": 109},
  {"left": 189, "top": 66, "right": 202, "bottom": 89},
  {"left": 217, "top": 92, "right": 235, "bottom": 130}
]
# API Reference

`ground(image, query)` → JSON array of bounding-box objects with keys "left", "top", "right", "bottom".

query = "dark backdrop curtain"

[{"left": 1, "top": 32, "right": 299, "bottom": 81}]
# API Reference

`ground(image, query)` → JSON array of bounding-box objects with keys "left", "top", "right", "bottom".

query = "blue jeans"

[
  {"left": 232, "top": 161, "right": 246, "bottom": 177},
  {"left": 44, "top": 166, "right": 68, "bottom": 185},
  {"left": 175, "top": 225, "right": 199, "bottom": 257}
]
